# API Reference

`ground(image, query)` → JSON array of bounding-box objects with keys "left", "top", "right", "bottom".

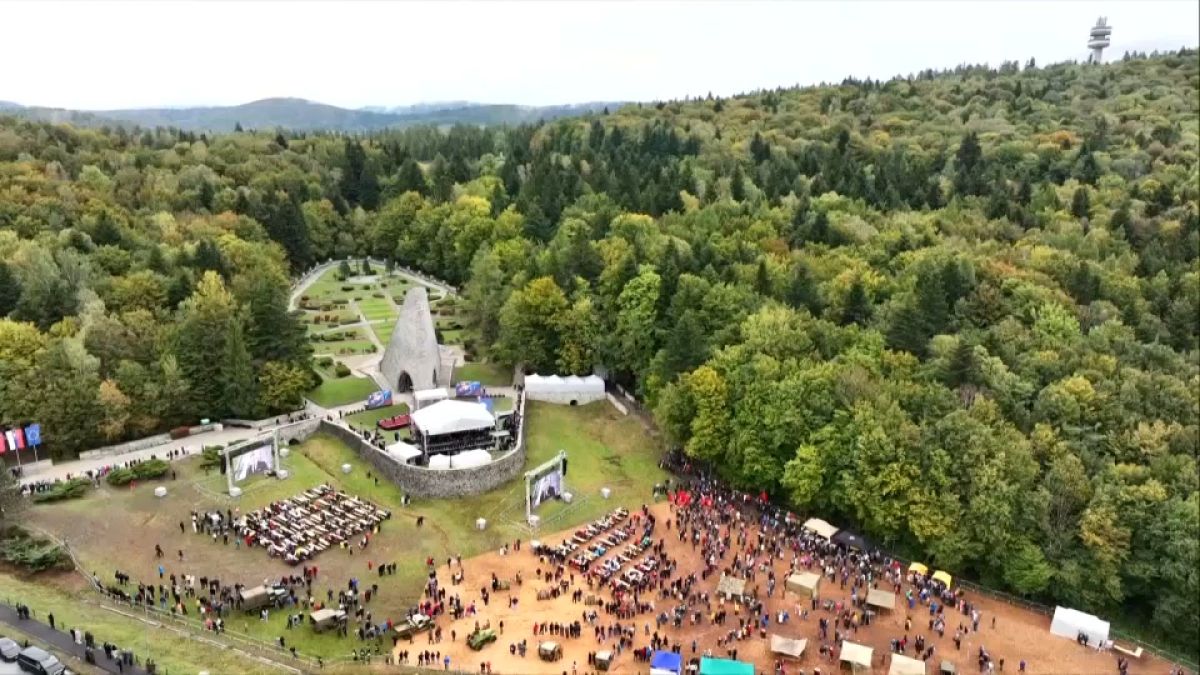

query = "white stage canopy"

[
  {"left": 524, "top": 374, "right": 606, "bottom": 404},
  {"left": 414, "top": 387, "right": 449, "bottom": 407},
  {"left": 410, "top": 399, "right": 495, "bottom": 436},
  {"left": 385, "top": 441, "right": 422, "bottom": 464},
  {"left": 1050, "top": 606, "right": 1110, "bottom": 645},
  {"left": 450, "top": 449, "right": 492, "bottom": 469},
  {"left": 802, "top": 518, "right": 839, "bottom": 540}
]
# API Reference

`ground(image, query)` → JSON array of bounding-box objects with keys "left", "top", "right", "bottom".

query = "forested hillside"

[{"left": 0, "top": 51, "right": 1196, "bottom": 652}]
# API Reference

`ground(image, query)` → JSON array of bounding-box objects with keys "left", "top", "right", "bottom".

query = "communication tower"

[{"left": 1088, "top": 17, "right": 1112, "bottom": 63}]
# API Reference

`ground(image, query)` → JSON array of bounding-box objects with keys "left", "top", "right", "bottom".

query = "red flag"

[
  {"left": 13, "top": 428, "right": 24, "bottom": 450},
  {"left": 0, "top": 433, "right": 6, "bottom": 455}
]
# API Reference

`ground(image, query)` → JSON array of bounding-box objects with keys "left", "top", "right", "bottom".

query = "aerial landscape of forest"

[{"left": 0, "top": 3, "right": 1196, "bottom": 673}]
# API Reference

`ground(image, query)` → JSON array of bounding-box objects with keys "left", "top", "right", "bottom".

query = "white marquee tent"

[
  {"left": 1049, "top": 606, "right": 1110, "bottom": 645},
  {"left": 450, "top": 449, "right": 492, "bottom": 469},
  {"left": 802, "top": 517, "right": 839, "bottom": 540},
  {"left": 410, "top": 400, "right": 495, "bottom": 436},
  {"left": 524, "top": 374, "right": 605, "bottom": 404},
  {"left": 414, "top": 387, "right": 449, "bottom": 409},
  {"left": 385, "top": 441, "right": 422, "bottom": 464},
  {"left": 427, "top": 454, "right": 452, "bottom": 470}
]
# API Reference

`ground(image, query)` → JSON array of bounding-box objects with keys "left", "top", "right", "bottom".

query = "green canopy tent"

[{"left": 699, "top": 657, "right": 754, "bottom": 675}]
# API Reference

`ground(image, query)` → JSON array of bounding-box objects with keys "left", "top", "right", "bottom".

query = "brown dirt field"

[{"left": 401, "top": 502, "right": 1173, "bottom": 675}]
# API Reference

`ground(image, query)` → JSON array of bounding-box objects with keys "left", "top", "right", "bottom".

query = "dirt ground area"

[{"left": 402, "top": 502, "right": 1173, "bottom": 675}]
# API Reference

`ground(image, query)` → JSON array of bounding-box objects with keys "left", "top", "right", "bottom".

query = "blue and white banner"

[
  {"left": 24, "top": 423, "right": 41, "bottom": 446},
  {"left": 366, "top": 390, "right": 393, "bottom": 410}
]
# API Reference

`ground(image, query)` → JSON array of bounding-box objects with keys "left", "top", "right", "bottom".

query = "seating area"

[{"left": 237, "top": 484, "right": 391, "bottom": 564}]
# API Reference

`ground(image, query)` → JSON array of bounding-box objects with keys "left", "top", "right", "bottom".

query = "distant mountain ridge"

[{"left": 0, "top": 96, "right": 623, "bottom": 131}]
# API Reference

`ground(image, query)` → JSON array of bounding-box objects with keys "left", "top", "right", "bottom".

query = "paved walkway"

[{"left": 0, "top": 604, "right": 150, "bottom": 675}]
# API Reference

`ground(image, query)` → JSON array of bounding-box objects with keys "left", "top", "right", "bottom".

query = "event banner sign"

[
  {"left": 455, "top": 381, "right": 483, "bottom": 397},
  {"left": 530, "top": 468, "right": 563, "bottom": 509},
  {"left": 366, "top": 389, "right": 393, "bottom": 410}
]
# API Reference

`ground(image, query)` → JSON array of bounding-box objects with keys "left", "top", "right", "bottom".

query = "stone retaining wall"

[
  {"left": 312, "top": 394, "right": 527, "bottom": 498},
  {"left": 78, "top": 423, "right": 221, "bottom": 461}
]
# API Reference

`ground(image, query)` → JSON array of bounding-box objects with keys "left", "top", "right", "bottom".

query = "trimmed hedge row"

[
  {"left": 30, "top": 477, "right": 92, "bottom": 504},
  {"left": 106, "top": 458, "right": 170, "bottom": 486}
]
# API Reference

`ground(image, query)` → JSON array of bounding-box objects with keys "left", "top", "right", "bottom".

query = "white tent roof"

[
  {"left": 410, "top": 399, "right": 495, "bottom": 436},
  {"left": 386, "top": 442, "right": 422, "bottom": 463},
  {"left": 450, "top": 449, "right": 492, "bottom": 469},
  {"left": 769, "top": 635, "right": 807, "bottom": 658},
  {"left": 787, "top": 572, "right": 820, "bottom": 597},
  {"left": 889, "top": 654, "right": 927, "bottom": 675},
  {"left": 803, "top": 518, "right": 839, "bottom": 540},
  {"left": 427, "top": 454, "right": 451, "bottom": 470},
  {"left": 525, "top": 374, "right": 604, "bottom": 394},
  {"left": 867, "top": 588, "right": 896, "bottom": 610},
  {"left": 840, "top": 641, "right": 873, "bottom": 669},
  {"left": 414, "top": 387, "right": 449, "bottom": 403},
  {"left": 1049, "top": 606, "right": 1110, "bottom": 644}
]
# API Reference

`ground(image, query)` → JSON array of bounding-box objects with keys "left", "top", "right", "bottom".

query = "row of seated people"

[
  {"left": 569, "top": 525, "right": 635, "bottom": 571},
  {"left": 591, "top": 534, "right": 654, "bottom": 584},
  {"left": 237, "top": 484, "right": 391, "bottom": 564},
  {"left": 548, "top": 507, "right": 630, "bottom": 561}
]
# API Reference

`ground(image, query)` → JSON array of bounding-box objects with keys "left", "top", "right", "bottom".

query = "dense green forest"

[{"left": 0, "top": 51, "right": 1197, "bottom": 653}]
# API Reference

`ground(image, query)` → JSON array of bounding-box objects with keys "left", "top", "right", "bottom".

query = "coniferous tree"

[
  {"left": 1071, "top": 187, "right": 1091, "bottom": 219},
  {"left": 841, "top": 280, "right": 872, "bottom": 326},
  {"left": 0, "top": 262, "right": 21, "bottom": 317}
]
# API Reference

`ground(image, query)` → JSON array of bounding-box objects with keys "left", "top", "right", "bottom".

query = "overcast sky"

[{"left": 2, "top": 1, "right": 1196, "bottom": 110}]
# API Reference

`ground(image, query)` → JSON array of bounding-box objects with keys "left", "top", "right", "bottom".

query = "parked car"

[
  {"left": 16, "top": 646, "right": 65, "bottom": 675},
  {"left": 308, "top": 608, "right": 347, "bottom": 633},
  {"left": 0, "top": 638, "right": 19, "bottom": 662},
  {"left": 393, "top": 614, "right": 432, "bottom": 640}
]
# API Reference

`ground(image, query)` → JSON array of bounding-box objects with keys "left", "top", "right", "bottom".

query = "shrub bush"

[
  {"left": 341, "top": 286, "right": 354, "bottom": 292},
  {"left": 30, "top": 477, "right": 92, "bottom": 503},
  {"left": 200, "top": 446, "right": 224, "bottom": 469},
  {"left": 334, "top": 362, "right": 352, "bottom": 377},
  {"left": 169, "top": 426, "right": 190, "bottom": 440},
  {"left": 316, "top": 356, "right": 333, "bottom": 368},
  {"left": 0, "top": 527, "right": 70, "bottom": 573},
  {"left": 106, "top": 458, "right": 170, "bottom": 486}
]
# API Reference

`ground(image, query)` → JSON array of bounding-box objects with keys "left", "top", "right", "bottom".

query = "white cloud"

[{"left": 1, "top": 0, "right": 1196, "bottom": 109}]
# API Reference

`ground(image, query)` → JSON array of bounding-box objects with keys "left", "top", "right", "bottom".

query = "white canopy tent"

[
  {"left": 840, "top": 641, "right": 874, "bottom": 673},
  {"left": 888, "top": 654, "right": 927, "bottom": 675},
  {"left": 786, "top": 572, "right": 820, "bottom": 598},
  {"left": 802, "top": 518, "right": 839, "bottom": 540},
  {"left": 414, "top": 387, "right": 449, "bottom": 409},
  {"left": 450, "top": 449, "right": 492, "bottom": 469},
  {"left": 1049, "top": 606, "right": 1110, "bottom": 645},
  {"left": 427, "top": 454, "right": 452, "bottom": 470},
  {"left": 385, "top": 441, "right": 422, "bottom": 464},
  {"left": 524, "top": 374, "right": 605, "bottom": 404},
  {"left": 769, "top": 635, "right": 807, "bottom": 659},
  {"left": 410, "top": 400, "right": 495, "bottom": 436}
]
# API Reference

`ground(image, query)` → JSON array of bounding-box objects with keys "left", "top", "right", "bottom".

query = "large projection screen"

[{"left": 232, "top": 440, "right": 275, "bottom": 482}]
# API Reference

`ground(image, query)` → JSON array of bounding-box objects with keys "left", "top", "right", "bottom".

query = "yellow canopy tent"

[
  {"left": 908, "top": 562, "right": 929, "bottom": 576},
  {"left": 932, "top": 570, "right": 953, "bottom": 588}
]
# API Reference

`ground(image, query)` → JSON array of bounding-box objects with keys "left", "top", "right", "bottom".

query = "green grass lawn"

[
  {"left": 356, "top": 298, "right": 396, "bottom": 322},
  {"left": 371, "top": 320, "right": 395, "bottom": 345},
  {"left": 344, "top": 403, "right": 411, "bottom": 434},
  {"left": 308, "top": 326, "right": 376, "bottom": 356},
  {"left": 439, "top": 328, "right": 464, "bottom": 344},
  {"left": 306, "top": 373, "right": 378, "bottom": 407},
  {"left": 453, "top": 362, "right": 512, "bottom": 386},
  {"left": 0, "top": 571, "right": 282, "bottom": 675}
]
